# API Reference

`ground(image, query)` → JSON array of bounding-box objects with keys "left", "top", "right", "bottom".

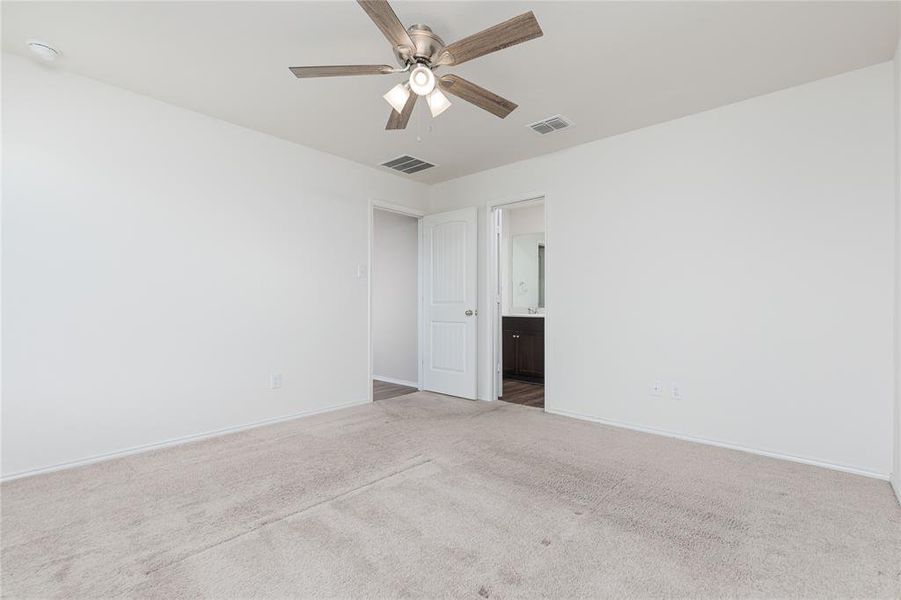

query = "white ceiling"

[{"left": 3, "top": 1, "right": 899, "bottom": 183}]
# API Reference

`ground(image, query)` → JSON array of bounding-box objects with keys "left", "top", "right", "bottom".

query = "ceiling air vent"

[
  {"left": 380, "top": 155, "right": 436, "bottom": 174},
  {"left": 527, "top": 115, "right": 573, "bottom": 135}
]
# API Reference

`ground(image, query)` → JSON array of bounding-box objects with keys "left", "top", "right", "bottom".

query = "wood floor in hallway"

[
  {"left": 500, "top": 379, "right": 544, "bottom": 408},
  {"left": 373, "top": 379, "right": 418, "bottom": 401}
]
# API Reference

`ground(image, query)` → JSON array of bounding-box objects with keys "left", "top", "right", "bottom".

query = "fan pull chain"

[
  {"left": 416, "top": 102, "right": 434, "bottom": 144},
  {"left": 417, "top": 102, "right": 424, "bottom": 143}
]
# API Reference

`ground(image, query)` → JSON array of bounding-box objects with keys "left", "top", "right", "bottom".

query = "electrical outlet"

[
  {"left": 270, "top": 373, "right": 283, "bottom": 390},
  {"left": 650, "top": 383, "right": 663, "bottom": 397},
  {"left": 671, "top": 383, "right": 682, "bottom": 400}
]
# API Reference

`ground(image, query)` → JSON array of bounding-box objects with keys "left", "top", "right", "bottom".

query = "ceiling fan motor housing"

[{"left": 395, "top": 24, "right": 445, "bottom": 66}]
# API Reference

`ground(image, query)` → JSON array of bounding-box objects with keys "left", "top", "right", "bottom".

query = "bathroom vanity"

[{"left": 502, "top": 315, "right": 545, "bottom": 383}]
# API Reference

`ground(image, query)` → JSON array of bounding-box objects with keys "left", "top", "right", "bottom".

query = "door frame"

[
  {"left": 368, "top": 199, "right": 426, "bottom": 402},
  {"left": 488, "top": 194, "right": 548, "bottom": 406}
]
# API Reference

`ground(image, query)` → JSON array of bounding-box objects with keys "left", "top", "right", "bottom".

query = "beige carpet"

[{"left": 2, "top": 393, "right": 900, "bottom": 599}]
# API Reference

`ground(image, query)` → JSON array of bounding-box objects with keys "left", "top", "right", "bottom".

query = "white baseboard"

[
  {"left": 372, "top": 375, "right": 419, "bottom": 389},
  {"left": 1, "top": 398, "right": 371, "bottom": 482},
  {"left": 545, "top": 407, "right": 890, "bottom": 481},
  {"left": 892, "top": 475, "right": 901, "bottom": 506}
]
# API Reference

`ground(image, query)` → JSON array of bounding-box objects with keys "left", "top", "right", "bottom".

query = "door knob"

[{"left": 465, "top": 310, "right": 474, "bottom": 316}]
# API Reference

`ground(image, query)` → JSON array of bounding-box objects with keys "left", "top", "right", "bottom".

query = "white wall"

[
  {"left": 893, "top": 36, "right": 901, "bottom": 501},
  {"left": 506, "top": 204, "right": 545, "bottom": 235},
  {"left": 1, "top": 54, "right": 427, "bottom": 478},
  {"left": 429, "top": 63, "right": 896, "bottom": 478},
  {"left": 372, "top": 209, "right": 419, "bottom": 385},
  {"left": 4, "top": 52, "right": 897, "bottom": 482}
]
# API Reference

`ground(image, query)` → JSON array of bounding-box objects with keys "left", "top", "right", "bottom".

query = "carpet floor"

[{"left": 2, "top": 393, "right": 900, "bottom": 599}]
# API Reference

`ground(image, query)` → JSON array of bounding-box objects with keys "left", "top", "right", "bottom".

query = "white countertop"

[{"left": 503, "top": 313, "right": 545, "bottom": 318}]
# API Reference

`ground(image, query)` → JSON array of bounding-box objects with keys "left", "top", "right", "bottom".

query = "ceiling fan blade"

[
  {"left": 438, "top": 74, "right": 517, "bottom": 118},
  {"left": 434, "top": 12, "right": 543, "bottom": 67},
  {"left": 289, "top": 65, "right": 397, "bottom": 78},
  {"left": 357, "top": 0, "right": 415, "bottom": 53},
  {"left": 386, "top": 92, "right": 418, "bottom": 130}
]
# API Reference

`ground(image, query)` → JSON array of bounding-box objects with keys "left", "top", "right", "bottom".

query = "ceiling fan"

[{"left": 289, "top": 0, "right": 543, "bottom": 130}]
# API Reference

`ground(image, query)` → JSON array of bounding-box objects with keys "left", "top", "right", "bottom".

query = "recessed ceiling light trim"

[{"left": 26, "top": 40, "right": 60, "bottom": 61}]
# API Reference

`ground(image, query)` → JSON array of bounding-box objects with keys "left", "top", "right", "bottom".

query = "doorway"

[
  {"left": 492, "top": 198, "right": 546, "bottom": 408},
  {"left": 370, "top": 203, "right": 422, "bottom": 401}
]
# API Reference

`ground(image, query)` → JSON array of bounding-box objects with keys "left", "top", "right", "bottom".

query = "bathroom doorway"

[{"left": 491, "top": 198, "right": 546, "bottom": 408}]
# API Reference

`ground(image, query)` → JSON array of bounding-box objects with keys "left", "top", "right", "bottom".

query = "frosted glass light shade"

[
  {"left": 408, "top": 64, "right": 436, "bottom": 96},
  {"left": 426, "top": 88, "right": 451, "bottom": 118},
  {"left": 383, "top": 83, "right": 411, "bottom": 113}
]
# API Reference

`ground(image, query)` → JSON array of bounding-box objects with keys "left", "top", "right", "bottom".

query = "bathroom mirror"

[{"left": 511, "top": 232, "right": 545, "bottom": 311}]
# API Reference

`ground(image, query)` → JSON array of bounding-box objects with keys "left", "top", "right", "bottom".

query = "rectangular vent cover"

[
  {"left": 381, "top": 155, "right": 436, "bottom": 174},
  {"left": 528, "top": 115, "right": 573, "bottom": 135}
]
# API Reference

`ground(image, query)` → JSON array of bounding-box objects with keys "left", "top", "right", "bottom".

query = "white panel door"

[{"left": 422, "top": 207, "right": 478, "bottom": 399}]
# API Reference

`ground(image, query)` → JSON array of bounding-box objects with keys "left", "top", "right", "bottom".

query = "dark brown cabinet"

[{"left": 502, "top": 316, "right": 544, "bottom": 383}]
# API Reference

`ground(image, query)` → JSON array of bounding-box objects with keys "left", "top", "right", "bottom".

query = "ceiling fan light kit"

[
  {"left": 426, "top": 88, "right": 452, "bottom": 118},
  {"left": 408, "top": 64, "right": 436, "bottom": 96},
  {"left": 383, "top": 83, "right": 411, "bottom": 114},
  {"left": 289, "top": 0, "right": 543, "bottom": 131}
]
